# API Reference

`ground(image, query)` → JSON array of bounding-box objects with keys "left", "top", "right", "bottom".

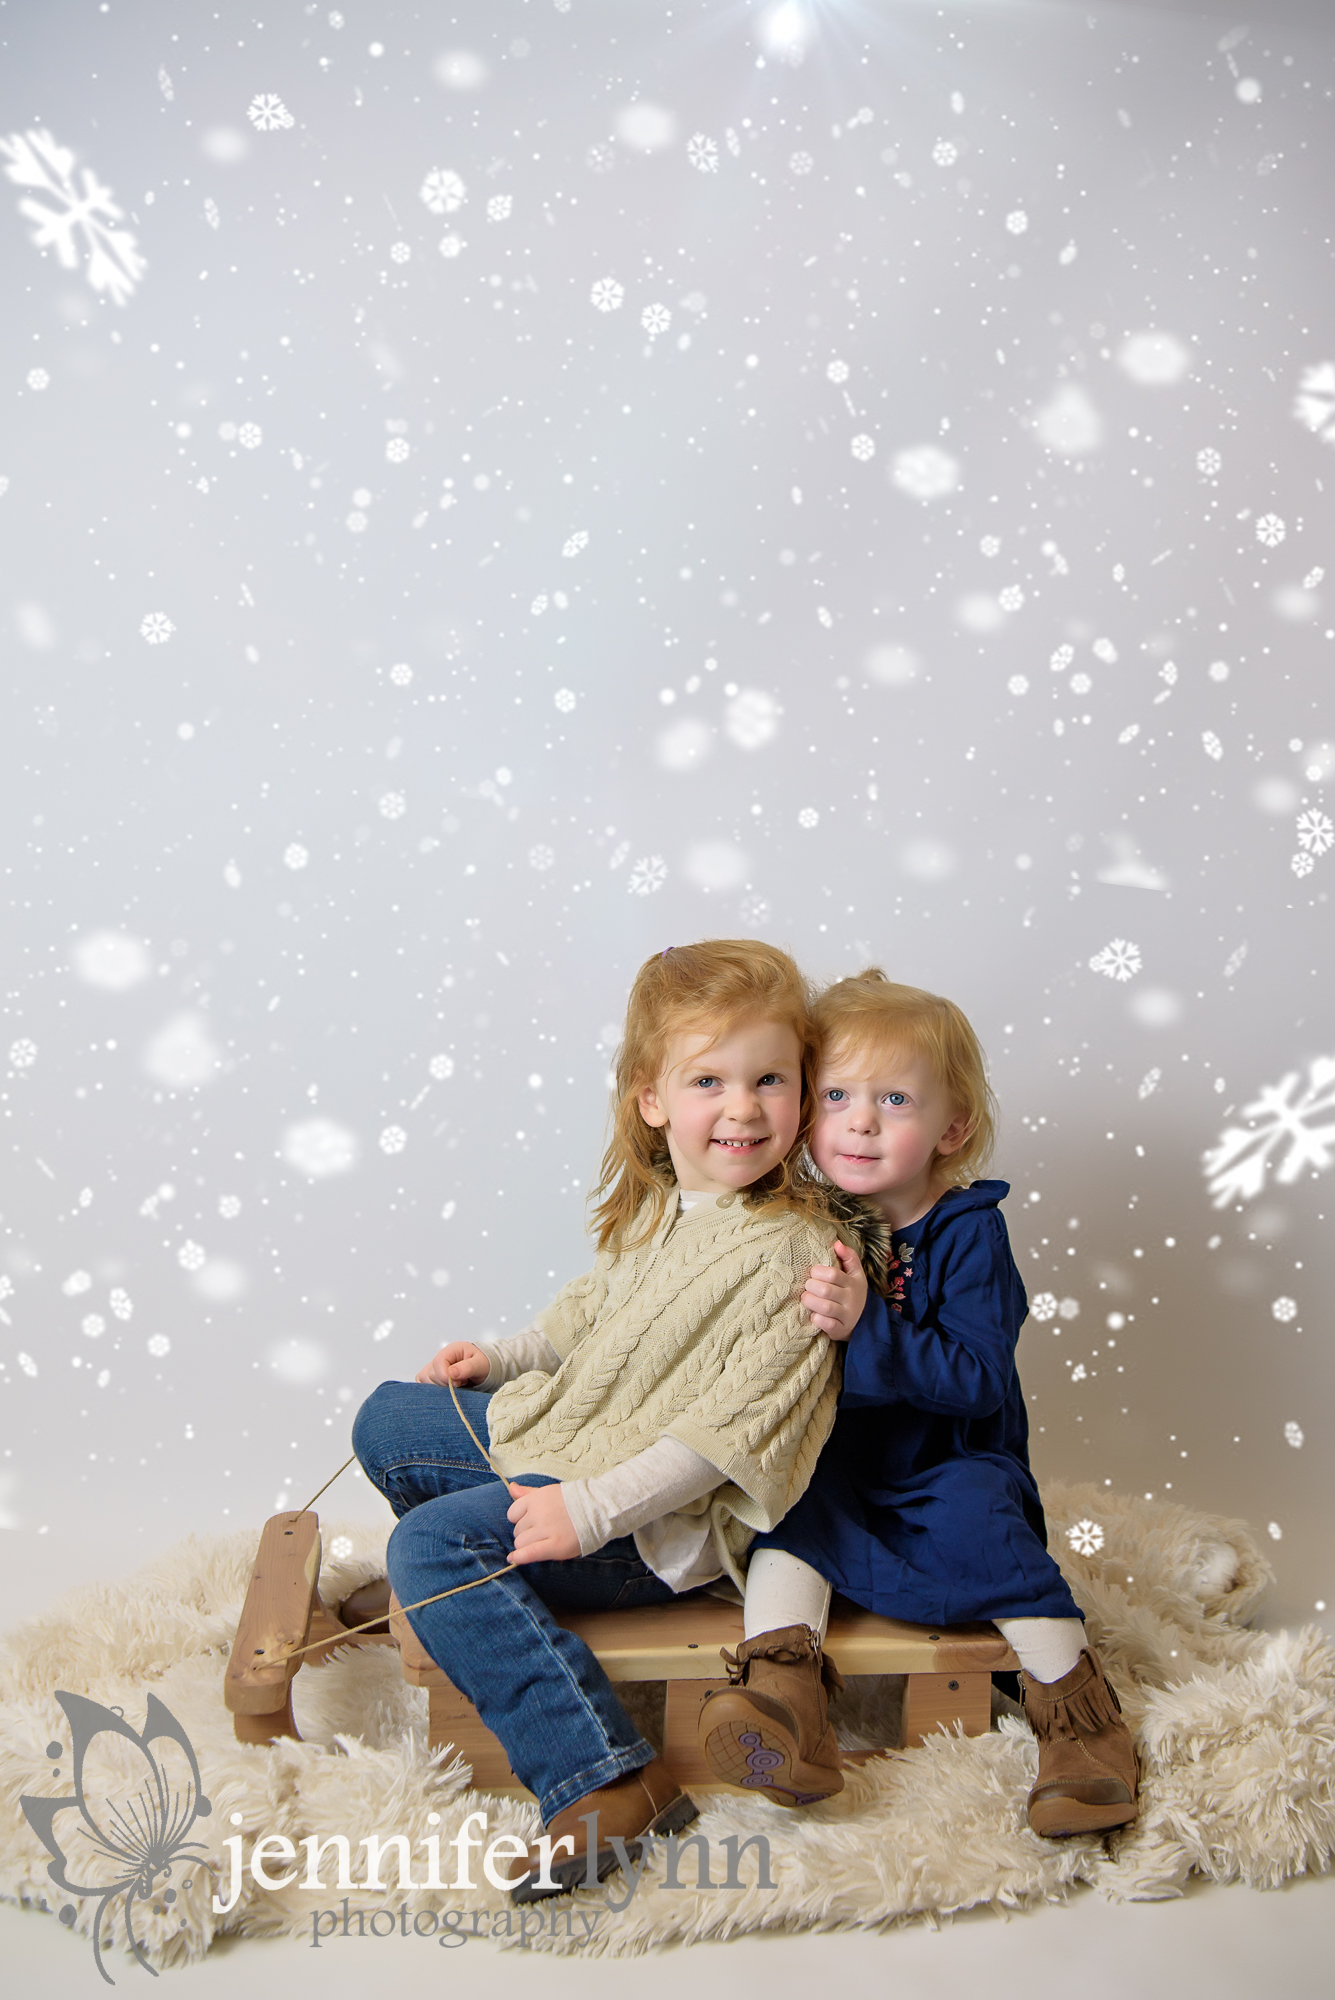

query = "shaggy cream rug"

[{"left": 2, "top": 1482, "right": 1332, "bottom": 1972}]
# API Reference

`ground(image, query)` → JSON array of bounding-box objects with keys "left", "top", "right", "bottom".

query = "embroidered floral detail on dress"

[{"left": 884, "top": 1239, "right": 916, "bottom": 1312}]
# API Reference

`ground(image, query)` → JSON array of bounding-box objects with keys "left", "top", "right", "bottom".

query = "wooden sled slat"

[
  {"left": 225, "top": 1512, "right": 322, "bottom": 1726},
  {"left": 229, "top": 1517, "right": 1021, "bottom": 1778}
]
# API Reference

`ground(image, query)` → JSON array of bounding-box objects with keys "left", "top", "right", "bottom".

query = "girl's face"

[
  {"left": 810, "top": 1042, "right": 969, "bottom": 1227},
  {"left": 637, "top": 1014, "right": 804, "bottom": 1197}
]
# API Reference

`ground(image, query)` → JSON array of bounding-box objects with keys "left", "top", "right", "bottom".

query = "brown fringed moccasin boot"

[
  {"left": 696, "top": 1623, "right": 844, "bottom": 1806},
  {"left": 1020, "top": 1647, "right": 1139, "bottom": 1837},
  {"left": 507, "top": 1755, "right": 698, "bottom": 1902}
]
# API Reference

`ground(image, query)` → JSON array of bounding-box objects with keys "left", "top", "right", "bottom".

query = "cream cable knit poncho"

[{"left": 485, "top": 1190, "right": 842, "bottom": 1579}]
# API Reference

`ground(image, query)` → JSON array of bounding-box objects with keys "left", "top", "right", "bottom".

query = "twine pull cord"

[{"left": 283, "top": 1376, "right": 513, "bottom": 1660}]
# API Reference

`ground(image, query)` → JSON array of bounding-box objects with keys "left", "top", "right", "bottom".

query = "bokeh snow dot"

[
  {"left": 434, "top": 49, "right": 488, "bottom": 90},
  {"left": 724, "top": 689, "right": 779, "bottom": 750},
  {"left": 865, "top": 644, "right": 921, "bottom": 687},
  {"left": 1033, "top": 382, "right": 1104, "bottom": 455},
  {"left": 656, "top": 718, "right": 714, "bottom": 772},
  {"left": 72, "top": 930, "right": 152, "bottom": 991},
  {"left": 615, "top": 103, "right": 677, "bottom": 152},
  {"left": 1129, "top": 987, "right": 1183, "bottom": 1028},
  {"left": 682, "top": 841, "right": 749, "bottom": 891},
  {"left": 268, "top": 1337, "right": 328, "bottom": 1385},
  {"left": 891, "top": 445, "right": 960, "bottom": 501},
  {"left": 282, "top": 1118, "right": 359, "bottom": 1178},
  {"left": 1117, "top": 330, "right": 1193, "bottom": 386},
  {"left": 142, "top": 1014, "right": 221, "bottom": 1090},
  {"left": 190, "top": 1259, "right": 248, "bottom": 1303},
  {"left": 900, "top": 839, "right": 957, "bottom": 881}
]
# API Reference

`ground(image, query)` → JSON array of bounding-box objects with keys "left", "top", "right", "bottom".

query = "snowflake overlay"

[
  {"left": 420, "top": 168, "right": 466, "bottom": 215},
  {"left": 247, "top": 95, "right": 294, "bottom": 131},
  {"left": 1296, "top": 809, "right": 1333, "bottom": 856},
  {"left": 1294, "top": 361, "right": 1335, "bottom": 444},
  {"left": 0, "top": 127, "right": 146, "bottom": 305},
  {"left": 1088, "top": 938, "right": 1142, "bottom": 982},
  {"left": 628, "top": 855, "right": 667, "bottom": 896},
  {"left": 1203, "top": 1056, "right": 1335, "bottom": 1206},
  {"left": 1066, "top": 1519, "right": 1105, "bottom": 1557}
]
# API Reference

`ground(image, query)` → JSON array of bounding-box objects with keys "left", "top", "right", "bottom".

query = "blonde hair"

[
  {"left": 591, "top": 939, "right": 823, "bottom": 1251},
  {"left": 812, "top": 969, "right": 997, "bottom": 1187}
]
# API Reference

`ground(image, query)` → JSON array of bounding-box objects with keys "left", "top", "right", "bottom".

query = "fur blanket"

[{"left": 1, "top": 1483, "right": 1332, "bottom": 1971}]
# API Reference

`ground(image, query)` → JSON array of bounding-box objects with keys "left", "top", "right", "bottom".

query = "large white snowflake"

[
  {"left": 419, "top": 167, "right": 467, "bottom": 215},
  {"left": 247, "top": 94, "right": 294, "bottom": 131},
  {"left": 1203, "top": 1055, "right": 1335, "bottom": 1207},
  {"left": 590, "top": 276, "right": 625, "bottom": 313},
  {"left": 0, "top": 127, "right": 146, "bottom": 305},
  {"left": 1088, "top": 938, "right": 1142, "bottom": 982},
  {"left": 628, "top": 855, "right": 667, "bottom": 896},
  {"left": 1296, "top": 809, "right": 1334, "bottom": 856}
]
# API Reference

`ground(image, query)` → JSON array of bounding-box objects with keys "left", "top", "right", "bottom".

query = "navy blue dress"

[{"left": 754, "top": 1180, "right": 1081, "bottom": 1625}]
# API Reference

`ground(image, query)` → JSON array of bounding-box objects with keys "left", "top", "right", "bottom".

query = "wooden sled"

[{"left": 225, "top": 1510, "right": 1019, "bottom": 1793}]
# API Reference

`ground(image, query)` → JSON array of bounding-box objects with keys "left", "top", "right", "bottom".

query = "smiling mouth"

[{"left": 713, "top": 1137, "right": 767, "bottom": 1150}]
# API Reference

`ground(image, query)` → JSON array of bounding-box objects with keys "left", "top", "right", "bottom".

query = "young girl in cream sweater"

[{"left": 352, "top": 940, "right": 868, "bottom": 1900}]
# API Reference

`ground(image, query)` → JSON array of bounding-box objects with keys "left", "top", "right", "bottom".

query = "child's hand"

[
  {"left": 801, "top": 1240, "right": 868, "bottom": 1342},
  {"left": 506, "top": 1482, "right": 580, "bottom": 1565},
  {"left": 415, "top": 1341, "right": 491, "bottom": 1387}
]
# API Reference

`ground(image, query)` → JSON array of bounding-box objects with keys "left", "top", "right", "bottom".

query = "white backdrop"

[{"left": 1, "top": 0, "right": 1331, "bottom": 1627}]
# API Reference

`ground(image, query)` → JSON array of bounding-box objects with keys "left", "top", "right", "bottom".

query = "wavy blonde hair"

[
  {"left": 812, "top": 969, "right": 998, "bottom": 1187},
  {"left": 591, "top": 939, "right": 825, "bottom": 1251}
]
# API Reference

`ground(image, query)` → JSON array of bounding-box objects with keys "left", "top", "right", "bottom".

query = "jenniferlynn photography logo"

[
  {"left": 23, "top": 1692, "right": 776, "bottom": 1978},
  {"left": 20, "top": 1690, "right": 213, "bottom": 1985}
]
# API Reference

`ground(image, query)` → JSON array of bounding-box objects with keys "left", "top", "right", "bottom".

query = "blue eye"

[
  {"left": 758, "top": 1073, "right": 781, "bottom": 1087},
  {"left": 824, "top": 1088, "right": 846, "bottom": 1104},
  {"left": 883, "top": 1092, "right": 907, "bottom": 1107}
]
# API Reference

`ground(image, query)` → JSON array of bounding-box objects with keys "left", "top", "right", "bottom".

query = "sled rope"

[{"left": 284, "top": 1378, "right": 512, "bottom": 1659}]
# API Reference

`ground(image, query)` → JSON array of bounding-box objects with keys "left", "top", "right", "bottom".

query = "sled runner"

[{"left": 225, "top": 1509, "right": 1019, "bottom": 1793}]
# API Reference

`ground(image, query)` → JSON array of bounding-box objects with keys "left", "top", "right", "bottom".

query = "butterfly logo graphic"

[{"left": 21, "top": 1690, "right": 212, "bottom": 1984}]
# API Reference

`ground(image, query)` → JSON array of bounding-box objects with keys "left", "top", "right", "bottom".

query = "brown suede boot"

[
  {"left": 337, "top": 1577, "right": 392, "bottom": 1634},
  {"left": 506, "top": 1755, "right": 698, "bottom": 1902},
  {"left": 1020, "top": 1647, "right": 1139, "bottom": 1837},
  {"left": 696, "top": 1624, "right": 844, "bottom": 1806}
]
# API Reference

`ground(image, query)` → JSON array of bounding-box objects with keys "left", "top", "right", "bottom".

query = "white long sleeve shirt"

[{"left": 471, "top": 1193, "right": 731, "bottom": 1591}]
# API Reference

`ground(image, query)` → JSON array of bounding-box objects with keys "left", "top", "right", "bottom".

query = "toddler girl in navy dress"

[{"left": 697, "top": 971, "right": 1139, "bottom": 1837}]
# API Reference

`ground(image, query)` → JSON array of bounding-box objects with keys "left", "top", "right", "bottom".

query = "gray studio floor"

[{"left": 3, "top": 1526, "right": 1331, "bottom": 1998}]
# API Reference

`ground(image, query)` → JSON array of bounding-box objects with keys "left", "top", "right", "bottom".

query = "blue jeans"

[{"left": 351, "top": 1381, "right": 677, "bottom": 1822}]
